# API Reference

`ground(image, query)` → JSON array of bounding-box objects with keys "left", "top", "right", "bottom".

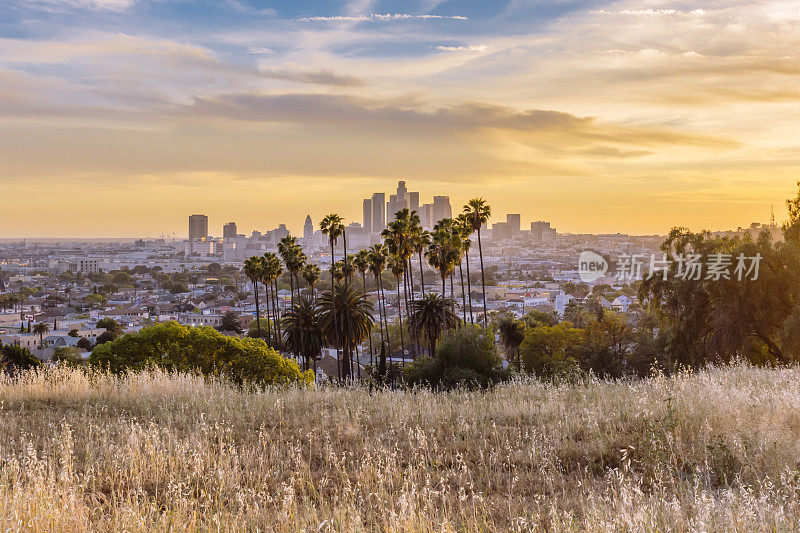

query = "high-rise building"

[
  {"left": 420, "top": 203, "right": 433, "bottom": 228},
  {"left": 492, "top": 222, "right": 512, "bottom": 241},
  {"left": 431, "top": 196, "right": 452, "bottom": 226},
  {"left": 506, "top": 214, "right": 521, "bottom": 235},
  {"left": 223, "top": 222, "right": 237, "bottom": 238},
  {"left": 362, "top": 199, "right": 372, "bottom": 233},
  {"left": 371, "top": 193, "right": 385, "bottom": 233},
  {"left": 303, "top": 215, "right": 314, "bottom": 239},
  {"left": 531, "top": 221, "right": 551, "bottom": 242},
  {"left": 409, "top": 192, "right": 420, "bottom": 213},
  {"left": 189, "top": 214, "right": 208, "bottom": 240}
]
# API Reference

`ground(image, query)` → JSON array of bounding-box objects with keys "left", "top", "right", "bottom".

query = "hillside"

[{"left": 1, "top": 365, "right": 799, "bottom": 531}]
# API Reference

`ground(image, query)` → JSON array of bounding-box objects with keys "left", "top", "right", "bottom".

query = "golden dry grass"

[{"left": 1, "top": 365, "right": 800, "bottom": 531}]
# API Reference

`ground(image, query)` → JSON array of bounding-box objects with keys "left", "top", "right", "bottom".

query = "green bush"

[
  {"left": 89, "top": 322, "right": 313, "bottom": 388},
  {"left": 1, "top": 345, "right": 42, "bottom": 374},
  {"left": 404, "top": 325, "right": 508, "bottom": 389}
]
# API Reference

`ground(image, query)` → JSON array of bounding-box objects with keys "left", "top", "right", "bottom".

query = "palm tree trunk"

[
  {"left": 396, "top": 276, "right": 405, "bottom": 361},
  {"left": 379, "top": 275, "right": 392, "bottom": 356},
  {"left": 407, "top": 258, "right": 415, "bottom": 302},
  {"left": 330, "top": 240, "right": 341, "bottom": 381},
  {"left": 342, "top": 230, "right": 352, "bottom": 380},
  {"left": 458, "top": 261, "right": 467, "bottom": 325},
  {"left": 273, "top": 278, "right": 282, "bottom": 344},
  {"left": 253, "top": 279, "right": 261, "bottom": 338},
  {"left": 477, "top": 227, "right": 487, "bottom": 323},
  {"left": 264, "top": 281, "right": 273, "bottom": 343},
  {"left": 465, "top": 251, "right": 474, "bottom": 325},
  {"left": 363, "top": 274, "right": 374, "bottom": 371},
  {"left": 417, "top": 250, "right": 426, "bottom": 297},
  {"left": 441, "top": 274, "right": 447, "bottom": 333}
]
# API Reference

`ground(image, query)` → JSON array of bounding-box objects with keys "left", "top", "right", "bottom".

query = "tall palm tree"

[
  {"left": 428, "top": 222, "right": 460, "bottom": 331},
  {"left": 463, "top": 198, "right": 491, "bottom": 323},
  {"left": 320, "top": 214, "right": 345, "bottom": 379},
  {"left": 243, "top": 256, "right": 265, "bottom": 338},
  {"left": 388, "top": 255, "right": 406, "bottom": 359},
  {"left": 353, "top": 250, "right": 374, "bottom": 367},
  {"left": 301, "top": 263, "right": 321, "bottom": 303},
  {"left": 282, "top": 296, "right": 323, "bottom": 372},
  {"left": 33, "top": 322, "right": 50, "bottom": 348},
  {"left": 408, "top": 293, "right": 459, "bottom": 356},
  {"left": 497, "top": 315, "right": 525, "bottom": 371},
  {"left": 278, "top": 236, "right": 306, "bottom": 309},
  {"left": 367, "top": 244, "right": 391, "bottom": 359},
  {"left": 264, "top": 252, "right": 283, "bottom": 347},
  {"left": 414, "top": 229, "right": 430, "bottom": 297},
  {"left": 456, "top": 214, "right": 475, "bottom": 325},
  {"left": 317, "top": 283, "right": 374, "bottom": 380}
]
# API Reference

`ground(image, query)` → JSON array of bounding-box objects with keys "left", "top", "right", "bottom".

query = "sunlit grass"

[{"left": 1, "top": 365, "right": 799, "bottom": 531}]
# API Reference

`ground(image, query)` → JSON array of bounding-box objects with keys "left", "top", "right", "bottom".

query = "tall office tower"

[
  {"left": 386, "top": 180, "right": 411, "bottom": 221},
  {"left": 531, "top": 221, "right": 551, "bottom": 242},
  {"left": 223, "top": 222, "right": 237, "bottom": 239},
  {"left": 189, "top": 214, "right": 208, "bottom": 240},
  {"left": 408, "top": 191, "right": 420, "bottom": 213},
  {"left": 506, "top": 214, "right": 521, "bottom": 235},
  {"left": 431, "top": 196, "right": 452, "bottom": 226},
  {"left": 493, "top": 222, "right": 512, "bottom": 241},
  {"left": 303, "top": 215, "right": 314, "bottom": 239},
  {"left": 371, "top": 192, "right": 385, "bottom": 233},
  {"left": 420, "top": 204, "right": 433, "bottom": 228},
  {"left": 362, "top": 199, "right": 372, "bottom": 233}
]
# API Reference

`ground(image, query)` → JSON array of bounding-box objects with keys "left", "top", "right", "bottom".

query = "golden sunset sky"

[{"left": 1, "top": 0, "right": 799, "bottom": 237}]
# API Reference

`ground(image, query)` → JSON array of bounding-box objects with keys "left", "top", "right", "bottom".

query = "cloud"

[
  {"left": 435, "top": 45, "right": 488, "bottom": 52},
  {"left": 247, "top": 47, "right": 273, "bottom": 54},
  {"left": 16, "top": 0, "right": 134, "bottom": 11},
  {"left": 257, "top": 68, "right": 365, "bottom": 87},
  {"left": 297, "top": 13, "right": 468, "bottom": 22}
]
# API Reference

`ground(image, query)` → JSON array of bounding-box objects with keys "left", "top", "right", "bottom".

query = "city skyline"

[{"left": 2, "top": 0, "right": 799, "bottom": 238}]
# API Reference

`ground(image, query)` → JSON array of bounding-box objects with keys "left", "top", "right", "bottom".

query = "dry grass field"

[{"left": 1, "top": 365, "right": 800, "bottom": 531}]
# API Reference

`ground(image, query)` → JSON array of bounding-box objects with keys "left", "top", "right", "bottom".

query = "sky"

[{"left": 1, "top": 0, "right": 799, "bottom": 238}]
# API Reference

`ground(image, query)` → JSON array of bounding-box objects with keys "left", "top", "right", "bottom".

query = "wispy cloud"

[
  {"left": 17, "top": 0, "right": 135, "bottom": 11},
  {"left": 435, "top": 44, "right": 488, "bottom": 52},
  {"left": 298, "top": 13, "right": 468, "bottom": 22},
  {"left": 247, "top": 47, "right": 273, "bottom": 55}
]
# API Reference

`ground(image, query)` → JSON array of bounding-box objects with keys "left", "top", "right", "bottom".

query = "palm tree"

[
  {"left": 243, "top": 256, "right": 265, "bottom": 338},
  {"left": 301, "top": 264, "right": 321, "bottom": 303},
  {"left": 382, "top": 209, "right": 414, "bottom": 316},
  {"left": 353, "top": 250, "right": 374, "bottom": 367},
  {"left": 278, "top": 236, "right": 306, "bottom": 309},
  {"left": 408, "top": 293, "right": 459, "bottom": 356},
  {"left": 263, "top": 252, "right": 283, "bottom": 347},
  {"left": 497, "top": 315, "right": 525, "bottom": 371},
  {"left": 367, "top": 244, "right": 391, "bottom": 362},
  {"left": 317, "top": 283, "right": 374, "bottom": 380},
  {"left": 320, "top": 214, "right": 345, "bottom": 379},
  {"left": 414, "top": 229, "right": 430, "bottom": 297},
  {"left": 428, "top": 222, "right": 460, "bottom": 331},
  {"left": 33, "top": 322, "right": 50, "bottom": 348},
  {"left": 388, "top": 255, "right": 406, "bottom": 359},
  {"left": 456, "top": 214, "right": 475, "bottom": 325},
  {"left": 463, "top": 198, "right": 491, "bottom": 323},
  {"left": 282, "top": 296, "right": 323, "bottom": 372}
]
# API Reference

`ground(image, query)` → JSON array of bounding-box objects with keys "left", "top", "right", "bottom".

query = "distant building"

[
  {"left": 362, "top": 200, "right": 372, "bottom": 233},
  {"left": 371, "top": 193, "right": 385, "bottom": 233},
  {"left": 531, "top": 221, "right": 551, "bottom": 242},
  {"left": 506, "top": 214, "right": 521, "bottom": 235},
  {"left": 189, "top": 214, "right": 208, "bottom": 240},
  {"left": 71, "top": 258, "right": 99, "bottom": 274},
  {"left": 303, "top": 215, "right": 314, "bottom": 239},
  {"left": 492, "top": 222, "right": 512, "bottom": 241},
  {"left": 408, "top": 191, "right": 420, "bottom": 213},
  {"left": 222, "top": 222, "right": 237, "bottom": 239},
  {"left": 420, "top": 203, "right": 434, "bottom": 228},
  {"left": 432, "top": 196, "right": 452, "bottom": 226}
]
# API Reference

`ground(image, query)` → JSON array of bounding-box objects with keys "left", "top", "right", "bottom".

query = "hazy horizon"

[{"left": 1, "top": 0, "right": 798, "bottom": 238}]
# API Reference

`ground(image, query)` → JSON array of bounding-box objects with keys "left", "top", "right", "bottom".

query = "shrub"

[
  {"left": 52, "top": 347, "right": 84, "bottom": 368},
  {"left": 89, "top": 321, "right": 313, "bottom": 388},
  {"left": 519, "top": 323, "right": 584, "bottom": 378},
  {"left": 404, "top": 325, "right": 508, "bottom": 389},
  {"left": 1, "top": 345, "right": 41, "bottom": 374}
]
